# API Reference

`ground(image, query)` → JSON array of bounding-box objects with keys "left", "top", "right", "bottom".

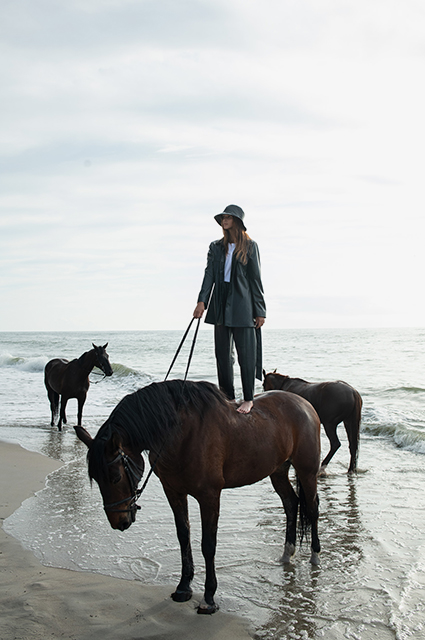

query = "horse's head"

[
  {"left": 262, "top": 370, "right": 289, "bottom": 391},
  {"left": 75, "top": 426, "right": 144, "bottom": 531},
  {"left": 92, "top": 343, "right": 113, "bottom": 377}
]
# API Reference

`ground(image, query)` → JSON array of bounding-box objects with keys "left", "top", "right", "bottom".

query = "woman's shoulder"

[{"left": 209, "top": 238, "right": 225, "bottom": 249}]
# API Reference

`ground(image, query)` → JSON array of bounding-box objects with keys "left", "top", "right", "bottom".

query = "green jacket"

[{"left": 197, "top": 238, "right": 266, "bottom": 327}]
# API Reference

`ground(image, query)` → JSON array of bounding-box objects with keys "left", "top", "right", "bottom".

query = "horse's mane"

[{"left": 87, "top": 379, "right": 228, "bottom": 482}]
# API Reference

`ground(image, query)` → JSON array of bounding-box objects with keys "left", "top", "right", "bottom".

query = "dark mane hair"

[{"left": 87, "top": 379, "right": 228, "bottom": 482}]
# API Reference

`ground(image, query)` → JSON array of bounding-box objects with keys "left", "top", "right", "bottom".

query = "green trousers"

[{"left": 214, "top": 325, "right": 257, "bottom": 401}]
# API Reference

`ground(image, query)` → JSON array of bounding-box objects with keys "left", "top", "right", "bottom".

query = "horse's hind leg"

[
  {"left": 162, "top": 488, "right": 194, "bottom": 603},
  {"left": 58, "top": 397, "right": 68, "bottom": 431},
  {"left": 320, "top": 421, "right": 341, "bottom": 473},
  {"left": 270, "top": 461, "right": 299, "bottom": 563},
  {"left": 344, "top": 397, "right": 362, "bottom": 473},
  {"left": 46, "top": 385, "right": 59, "bottom": 427}
]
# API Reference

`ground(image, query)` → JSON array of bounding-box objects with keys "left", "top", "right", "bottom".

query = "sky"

[{"left": 1, "top": 0, "right": 425, "bottom": 331}]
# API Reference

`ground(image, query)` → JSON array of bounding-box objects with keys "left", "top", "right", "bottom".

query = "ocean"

[{"left": 1, "top": 328, "right": 425, "bottom": 639}]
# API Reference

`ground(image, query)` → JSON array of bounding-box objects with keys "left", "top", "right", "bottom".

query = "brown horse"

[
  {"left": 75, "top": 379, "right": 321, "bottom": 614},
  {"left": 44, "top": 343, "right": 113, "bottom": 431},
  {"left": 263, "top": 371, "right": 362, "bottom": 474}
]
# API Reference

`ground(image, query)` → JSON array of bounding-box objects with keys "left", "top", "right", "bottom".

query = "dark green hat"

[{"left": 214, "top": 204, "right": 247, "bottom": 231}]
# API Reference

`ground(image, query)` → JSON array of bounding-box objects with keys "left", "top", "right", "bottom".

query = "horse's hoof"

[
  {"left": 310, "top": 551, "right": 320, "bottom": 566},
  {"left": 318, "top": 466, "right": 328, "bottom": 477},
  {"left": 171, "top": 588, "right": 192, "bottom": 603},
  {"left": 281, "top": 542, "right": 296, "bottom": 563},
  {"left": 197, "top": 600, "right": 219, "bottom": 614}
]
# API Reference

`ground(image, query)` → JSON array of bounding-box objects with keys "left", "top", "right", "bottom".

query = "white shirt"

[{"left": 224, "top": 243, "right": 235, "bottom": 282}]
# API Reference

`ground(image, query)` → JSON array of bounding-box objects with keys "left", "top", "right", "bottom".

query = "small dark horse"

[
  {"left": 75, "top": 379, "right": 321, "bottom": 614},
  {"left": 44, "top": 343, "right": 113, "bottom": 431},
  {"left": 263, "top": 371, "right": 362, "bottom": 474}
]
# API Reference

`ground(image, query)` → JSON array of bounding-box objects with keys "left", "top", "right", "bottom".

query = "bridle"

[{"left": 103, "top": 449, "right": 144, "bottom": 521}]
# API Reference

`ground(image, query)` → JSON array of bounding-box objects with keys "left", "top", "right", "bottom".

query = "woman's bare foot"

[{"left": 237, "top": 400, "right": 253, "bottom": 414}]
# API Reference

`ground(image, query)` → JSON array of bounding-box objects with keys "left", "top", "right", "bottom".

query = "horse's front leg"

[
  {"left": 77, "top": 393, "right": 87, "bottom": 426},
  {"left": 162, "top": 487, "right": 194, "bottom": 602},
  {"left": 198, "top": 492, "right": 221, "bottom": 614}
]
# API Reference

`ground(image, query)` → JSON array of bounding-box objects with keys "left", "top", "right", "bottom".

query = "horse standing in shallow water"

[
  {"left": 44, "top": 343, "right": 113, "bottom": 430},
  {"left": 75, "top": 379, "right": 321, "bottom": 614},
  {"left": 263, "top": 371, "right": 362, "bottom": 474}
]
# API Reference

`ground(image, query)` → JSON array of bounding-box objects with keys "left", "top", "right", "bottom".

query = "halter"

[{"left": 102, "top": 449, "right": 144, "bottom": 520}]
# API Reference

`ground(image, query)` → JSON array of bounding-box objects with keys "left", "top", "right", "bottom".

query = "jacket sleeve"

[
  {"left": 197, "top": 242, "right": 216, "bottom": 307},
  {"left": 248, "top": 242, "right": 266, "bottom": 318}
]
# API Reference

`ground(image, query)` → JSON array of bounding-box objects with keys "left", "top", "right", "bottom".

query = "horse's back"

[
  {"left": 44, "top": 358, "right": 69, "bottom": 390},
  {"left": 294, "top": 380, "right": 358, "bottom": 421},
  {"left": 254, "top": 390, "right": 321, "bottom": 462}
]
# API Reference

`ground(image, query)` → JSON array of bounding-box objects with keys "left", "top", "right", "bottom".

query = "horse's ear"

[
  {"left": 273, "top": 368, "right": 277, "bottom": 374},
  {"left": 103, "top": 343, "right": 108, "bottom": 349},
  {"left": 262, "top": 369, "right": 266, "bottom": 379},
  {"left": 92, "top": 343, "right": 97, "bottom": 349},
  {"left": 108, "top": 431, "right": 122, "bottom": 454},
  {"left": 74, "top": 426, "right": 93, "bottom": 448}
]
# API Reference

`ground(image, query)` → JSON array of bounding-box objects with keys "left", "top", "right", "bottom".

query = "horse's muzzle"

[{"left": 116, "top": 518, "right": 132, "bottom": 531}]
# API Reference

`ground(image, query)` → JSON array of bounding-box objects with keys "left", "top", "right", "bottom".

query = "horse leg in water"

[
  {"left": 270, "top": 461, "right": 299, "bottom": 562},
  {"left": 57, "top": 396, "right": 69, "bottom": 431},
  {"left": 77, "top": 391, "right": 87, "bottom": 426},
  {"left": 320, "top": 421, "right": 341, "bottom": 473},
  {"left": 344, "top": 402, "right": 362, "bottom": 473},
  {"left": 163, "top": 488, "right": 195, "bottom": 604},
  {"left": 198, "top": 491, "right": 221, "bottom": 614},
  {"left": 46, "top": 384, "right": 59, "bottom": 427}
]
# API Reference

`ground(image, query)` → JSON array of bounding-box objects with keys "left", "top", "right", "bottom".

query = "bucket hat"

[{"left": 214, "top": 204, "right": 246, "bottom": 231}]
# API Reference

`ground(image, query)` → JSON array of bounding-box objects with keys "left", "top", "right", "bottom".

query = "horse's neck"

[
  {"left": 78, "top": 350, "right": 97, "bottom": 375},
  {"left": 283, "top": 377, "right": 308, "bottom": 391}
]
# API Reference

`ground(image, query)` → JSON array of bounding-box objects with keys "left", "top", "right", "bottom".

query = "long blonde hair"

[{"left": 222, "top": 217, "right": 251, "bottom": 265}]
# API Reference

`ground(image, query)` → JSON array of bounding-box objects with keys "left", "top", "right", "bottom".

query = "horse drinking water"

[
  {"left": 263, "top": 371, "right": 362, "bottom": 473},
  {"left": 44, "top": 343, "right": 113, "bottom": 430},
  {"left": 75, "top": 379, "right": 321, "bottom": 614}
]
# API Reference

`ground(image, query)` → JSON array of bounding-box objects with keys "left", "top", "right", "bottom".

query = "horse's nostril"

[{"left": 118, "top": 519, "right": 131, "bottom": 531}]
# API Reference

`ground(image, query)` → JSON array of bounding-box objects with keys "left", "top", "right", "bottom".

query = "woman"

[{"left": 193, "top": 204, "right": 266, "bottom": 414}]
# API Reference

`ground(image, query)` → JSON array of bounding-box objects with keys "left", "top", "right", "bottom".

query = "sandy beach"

[{"left": 0, "top": 441, "right": 252, "bottom": 640}]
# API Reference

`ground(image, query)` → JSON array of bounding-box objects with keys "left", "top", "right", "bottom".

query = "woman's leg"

[
  {"left": 214, "top": 325, "right": 235, "bottom": 400},
  {"left": 233, "top": 327, "right": 257, "bottom": 403}
]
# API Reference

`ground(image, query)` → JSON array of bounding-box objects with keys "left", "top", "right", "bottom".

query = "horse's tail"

[
  {"left": 344, "top": 390, "right": 362, "bottom": 472},
  {"left": 296, "top": 477, "right": 319, "bottom": 545}
]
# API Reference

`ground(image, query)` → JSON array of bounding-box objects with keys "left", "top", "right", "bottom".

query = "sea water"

[{"left": 1, "top": 328, "right": 425, "bottom": 639}]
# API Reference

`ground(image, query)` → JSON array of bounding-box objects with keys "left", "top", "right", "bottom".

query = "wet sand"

[{"left": 0, "top": 441, "right": 253, "bottom": 640}]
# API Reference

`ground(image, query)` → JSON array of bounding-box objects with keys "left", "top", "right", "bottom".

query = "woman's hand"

[
  {"left": 193, "top": 302, "right": 205, "bottom": 319},
  {"left": 255, "top": 317, "right": 265, "bottom": 329}
]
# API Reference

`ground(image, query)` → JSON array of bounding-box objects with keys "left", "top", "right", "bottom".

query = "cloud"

[{"left": 1, "top": 0, "right": 425, "bottom": 330}]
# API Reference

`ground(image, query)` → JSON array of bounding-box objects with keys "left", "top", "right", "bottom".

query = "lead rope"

[{"left": 137, "top": 317, "right": 201, "bottom": 497}]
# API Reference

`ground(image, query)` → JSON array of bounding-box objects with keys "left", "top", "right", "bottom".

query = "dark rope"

[{"left": 138, "top": 317, "right": 201, "bottom": 498}]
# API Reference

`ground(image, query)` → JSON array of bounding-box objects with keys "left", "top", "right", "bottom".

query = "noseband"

[{"left": 103, "top": 449, "right": 143, "bottom": 520}]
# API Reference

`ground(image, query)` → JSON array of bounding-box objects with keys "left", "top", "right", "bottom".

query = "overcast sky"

[{"left": 1, "top": 0, "right": 424, "bottom": 331}]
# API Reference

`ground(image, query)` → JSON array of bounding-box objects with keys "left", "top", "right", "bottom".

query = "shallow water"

[{"left": 2, "top": 328, "right": 425, "bottom": 639}]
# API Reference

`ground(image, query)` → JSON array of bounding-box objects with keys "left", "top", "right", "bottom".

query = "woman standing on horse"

[{"left": 193, "top": 204, "right": 266, "bottom": 414}]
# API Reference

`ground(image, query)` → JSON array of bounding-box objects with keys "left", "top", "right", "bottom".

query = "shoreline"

[{"left": 0, "top": 441, "right": 252, "bottom": 640}]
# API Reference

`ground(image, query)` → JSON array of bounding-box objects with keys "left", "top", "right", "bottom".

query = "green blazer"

[{"left": 197, "top": 238, "right": 266, "bottom": 327}]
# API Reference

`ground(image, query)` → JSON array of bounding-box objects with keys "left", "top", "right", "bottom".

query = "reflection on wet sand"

[
  {"left": 254, "top": 472, "right": 364, "bottom": 639},
  {"left": 6, "top": 432, "right": 425, "bottom": 640}
]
